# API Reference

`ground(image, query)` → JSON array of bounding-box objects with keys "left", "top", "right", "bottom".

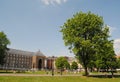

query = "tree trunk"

[
  {"left": 111, "top": 68, "right": 114, "bottom": 78},
  {"left": 97, "top": 68, "right": 99, "bottom": 72},
  {"left": 84, "top": 67, "right": 89, "bottom": 76},
  {"left": 60, "top": 68, "right": 62, "bottom": 75},
  {"left": 107, "top": 68, "right": 109, "bottom": 72},
  {"left": 90, "top": 67, "right": 93, "bottom": 72}
]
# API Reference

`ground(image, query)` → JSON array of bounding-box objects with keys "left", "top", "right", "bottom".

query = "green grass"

[
  {"left": 0, "top": 70, "right": 83, "bottom": 75},
  {"left": 0, "top": 76, "right": 120, "bottom": 82},
  {"left": 0, "top": 70, "right": 120, "bottom": 82},
  {"left": 0, "top": 70, "right": 47, "bottom": 74}
]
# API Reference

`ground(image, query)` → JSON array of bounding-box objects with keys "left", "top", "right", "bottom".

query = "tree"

[
  {"left": 55, "top": 57, "right": 69, "bottom": 75},
  {"left": 64, "top": 61, "right": 70, "bottom": 70},
  {"left": 117, "top": 58, "right": 120, "bottom": 68},
  {"left": 0, "top": 31, "right": 10, "bottom": 65},
  {"left": 71, "top": 61, "right": 78, "bottom": 70},
  {"left": 93, "top": 26, "right": 116, "bottom": 77},
  {"left": 60, "top": 11, "right": 113, "bottom": 76},
  {"left": 98, "top": 40, "right": 116, "bottom": 77}
]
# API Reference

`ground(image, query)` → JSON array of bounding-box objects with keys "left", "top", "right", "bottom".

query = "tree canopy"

[
  {"left": 55, "top": 57, "right": 69, "bottom": 69},
  {"left": 55, "top": 57, "right": 69, "bottom": 75},
  {"left": 71, "top": 61, "right": 78, "bottom": 70},
  {"left": 0, "top": 31, "right": 10, "bottom": 65},
  {"left": 60, "top": 11, "right": 115, "bottom": 76}
]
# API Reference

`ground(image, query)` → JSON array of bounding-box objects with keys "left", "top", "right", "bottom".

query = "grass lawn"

[
  {"left": 0, "top": 76, "right": 120, "bottom": 82},
  {"left": 0, "top": 70, "right": 83, "bottom": 75}
]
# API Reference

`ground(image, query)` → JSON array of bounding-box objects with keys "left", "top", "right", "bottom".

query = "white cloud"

[
  {"left": 107, "top": 26, "right": 119, "bottom": 55},
  {"left": 107, "top": 25, "right": 116, "bottom": 35},
  {"left": 41, "top": 0, "right": 68, "bottom": 5},
  {"left": 114, "top": 39, "right": 120, "bottom": 55}
]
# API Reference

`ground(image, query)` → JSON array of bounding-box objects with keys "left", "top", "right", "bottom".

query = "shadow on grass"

[
  {"left": 0, "top": 72, "right": 13, "bottom": 73},
  {"left": 88, "top": 74, "right": 120, "bottom": 78}
]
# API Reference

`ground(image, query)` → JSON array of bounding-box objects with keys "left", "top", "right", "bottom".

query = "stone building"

[
  {"left": 0, "top": 48, "right": 46, "bottom": 71},
  {"left": 0, "top": 48, "right": 82, "bottom": 71}
]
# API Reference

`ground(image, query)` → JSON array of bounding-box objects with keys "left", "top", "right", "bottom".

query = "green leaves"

[
  {"left": 71, "top": 61, "right": 78, "bottom": 70},
  {"left": 60, "top": 11, "right": 115, "bottom": 75},
  {"left": 0, "top": 31, "right": 10, "bottom": 65},
  {"left": 55, "top": 57, "right": 69, "bottom": 69}
]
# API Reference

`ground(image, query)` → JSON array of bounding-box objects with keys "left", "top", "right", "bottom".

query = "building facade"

[
  {"left": 0, "top": 49, "right": 46, "bottom": 71},
  {"left": 0, "top": 48, "right": 81, "bottom": 71}
]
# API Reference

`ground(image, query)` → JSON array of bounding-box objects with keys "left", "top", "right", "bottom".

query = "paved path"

[
  {"left": 1, "top": 73, "right": 120, "bottom": 77},
  {"left": 0, "top": 74, "right": 82, "bottom": 76}
]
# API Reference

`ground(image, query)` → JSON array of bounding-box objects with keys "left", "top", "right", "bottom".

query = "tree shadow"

[{"left": 88, "top": 74, "right": 120, "bottom": 78}]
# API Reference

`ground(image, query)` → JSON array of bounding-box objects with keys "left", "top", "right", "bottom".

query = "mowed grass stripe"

[{"left": 0, "top": 76, "right": 120, "bottom": 82}]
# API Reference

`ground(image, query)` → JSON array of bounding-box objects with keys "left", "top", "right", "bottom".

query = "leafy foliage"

[
  {"left": 0, "top": 31, "right": 10, "bottom": 65},
  {"left": 71, "top": 61, "right": 78, "bottom": 70},
  {"left": 55, "top": 57, "right": 69, "bottom": 69},
  {"left": 60, "top": 11, "right": 115, "bottom": 76},
  {"left": 64, "top": 61, "right": 70, "bottom": 69},
  {"left": 55, "top": 57, "right": 70, "bottom": 75},
  {"left": 117, "top": 58, "right": 120, "bottom": 68}
]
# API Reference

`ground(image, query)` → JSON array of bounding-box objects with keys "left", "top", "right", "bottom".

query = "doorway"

[{"left": 38, "top": 59, "right": 42, "bottom": 70}]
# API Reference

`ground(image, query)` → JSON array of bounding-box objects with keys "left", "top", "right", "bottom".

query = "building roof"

[
  {"left": 7, "top": 48, "right": 46, "bottom": 57},
  {"left": 116, "top": 55, "right": 120, "bottom": 58},
  {"left": 34, "top": 50, "right": 46, "bottom": 57}
]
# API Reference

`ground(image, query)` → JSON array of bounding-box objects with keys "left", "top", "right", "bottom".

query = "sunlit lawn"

[
  {"left": 0, "top": 70, "right": 120, "bottom": 82},
  {"left": 0, "top": 70, "right": 83, "bottom": 75},
  {"left": 0, "top": 76, "right": 120, "bottom": 82}
]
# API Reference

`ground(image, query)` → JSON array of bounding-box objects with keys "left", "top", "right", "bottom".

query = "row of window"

[
  {"left": 6, "top": 58, "right": 32, "bottom": 62},
  {"left": 2, "top": 53, "right": 33, "bottom": 69},
  {"left": 7, "top": 53, "right": 32, "bottom": 58},
  {"left": 7, "top": 56, "right": 31, "bottom": 59},
  {"left": 6, "top": 61, "right": 32, "bottom": 64},
  {"left": 3, "top": 63, "right": 32, "bottom": 68}
]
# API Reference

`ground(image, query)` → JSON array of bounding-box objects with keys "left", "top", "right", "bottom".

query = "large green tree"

[
  {"left": 0, "top": 31, "right": 10, "bottom": 65},
  {"left": 55, "top": 57, "right": 69, "bottom": 75},
  {"left": 60, "top": 11, "right": 114, "bottom": 76}
]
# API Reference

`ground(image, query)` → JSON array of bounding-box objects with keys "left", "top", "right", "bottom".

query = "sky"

[{"left": 0, "top": 0, "right": 120, "bottom": 57}]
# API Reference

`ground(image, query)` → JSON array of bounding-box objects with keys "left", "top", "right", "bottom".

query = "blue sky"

[{"left": 0, "top": 0, "right": 120, "bottom": 57}]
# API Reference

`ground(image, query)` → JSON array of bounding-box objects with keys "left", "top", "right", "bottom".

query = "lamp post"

[{"left": 51, "top": 56, "right": 54, "bottom": 76}]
